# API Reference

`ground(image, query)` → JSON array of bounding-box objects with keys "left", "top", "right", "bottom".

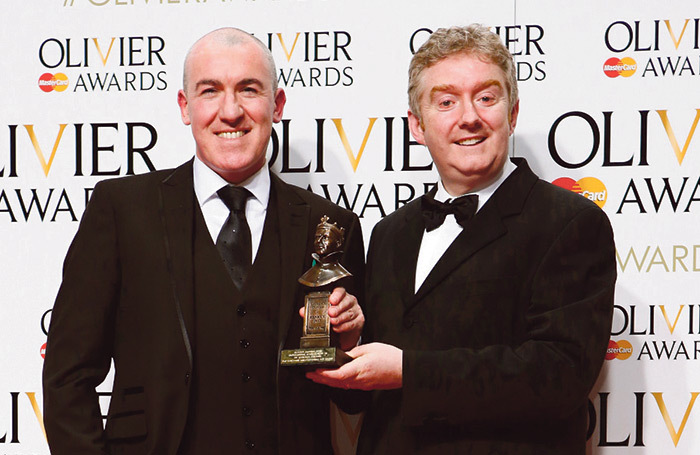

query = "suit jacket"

[
  {"left": 358, "top": 158, "right": 616, "bottom": 455},
  {"left": 42, "top": 159, "right": 365, "bottom": 455}
]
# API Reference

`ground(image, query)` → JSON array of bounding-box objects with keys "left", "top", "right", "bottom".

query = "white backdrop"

[{"left": 1, "top": 1, "right": 699, "bottom": 453}]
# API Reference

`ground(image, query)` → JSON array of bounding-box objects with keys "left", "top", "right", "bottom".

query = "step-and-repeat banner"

[{"left": 1, "top": 1, "right": 698, "bottom": 453}]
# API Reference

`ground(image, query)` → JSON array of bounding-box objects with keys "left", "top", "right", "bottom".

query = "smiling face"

[
  {"left": 408, "top": 52, "right": 519, "bottom": 195},
  {"left": 177, "top": 34, "right": 285, "bottom": 183}
]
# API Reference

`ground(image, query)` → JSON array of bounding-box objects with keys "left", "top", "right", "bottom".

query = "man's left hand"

[
  {"left": 305, "top": 342, "right": 403, "bottom": 390},
  {"left": 298, "top": 287, "right": 363, "bottom": 351}
]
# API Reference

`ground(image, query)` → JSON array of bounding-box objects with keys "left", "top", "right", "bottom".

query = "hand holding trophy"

[{"left": 281, "top": 216, "right": 353, "bottom": 367}]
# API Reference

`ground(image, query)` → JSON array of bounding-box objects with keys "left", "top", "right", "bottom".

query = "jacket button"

[
  {"left": 184, "top": 373, "right": 191, "bottom": 385},
  {"left": 240, "top": 339, "right": 251, "bottom": 348},
  {"left": 241, "top": 372, "right": 251, "bottom": 382},
  {"left": 245, "top": 440, "right": 255, "bottom": 450},
  {"left": 237, "top": 304, "right": 247, "bottom": 317},
  {"left": 242, "top": 406, "right": 253, "bottom": 417}
]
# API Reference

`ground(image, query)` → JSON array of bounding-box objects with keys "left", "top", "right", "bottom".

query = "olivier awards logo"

[
  {"left": 603, "top": 18, "right": 700, "bottom": 78},
  {"left": 263, "top": 31, "right": 354, "bottom": 88},
  {"left": 546, "top": 108, "right": 700, "bottom": 215},
  {"left": 37, "top": 36, "right": 168, "bottom": 93}
]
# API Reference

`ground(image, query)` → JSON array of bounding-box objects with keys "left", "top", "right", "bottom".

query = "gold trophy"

[{"left": 280, "top": 216, "right": 353, "bottom": 367}]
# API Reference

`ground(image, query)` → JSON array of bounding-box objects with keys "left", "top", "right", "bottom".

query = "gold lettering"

[
  {"left": 647, "top": 246, "right": 669, "bottom": 272},
  {"left": 652, "top": 392, "right": 699, "bottom": 447},
  {"left": 92, "top": 37, "right": 116, "bottom": 66},
  {"left": 331, "top": 118, "right": 377, "bottom": 172},
  {"left": 276, "top": 33, "right": 301, "bottom": 62},
  {"left": 659, "top": 305, "right": 684, "bottom": 334},
  {"left": 25, "top": 392, "right": 47, "bottom": 442},
  {"left": 664, "top": 19, "right": 690, "bottom": 50},
  {"left": 24, "top": 124, "right": 68, "bottom": 177},
  {"left": 616, "top": 246, "right": 650, "bottom": 272},
  {"left": 673, "top": 245, "right": 689, "bottom": 272},
  {"left": 656, "top": 109, "right": 700, "bottom": 165}
]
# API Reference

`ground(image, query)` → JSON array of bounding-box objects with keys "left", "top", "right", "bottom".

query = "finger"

[
  {"left": 330, "top": 307, "right": 353, "bottom": 325},
  {"left": 328, "top": 287, "right": 346, "bottom": 306},
  {"left": 331, "top": 317, "right": 361, "bottom": 333},
  {"left": 344, "top": 344, "right": 367, "bottom": 358},
  {"left": 298, "top": 306, "right": 305, "bottom": 318},
  {"left": 329, "top": 295, "right": 357, "bottom": 317},
  {"left": 306, "top": 362, "right": 356, "bottom": 383}
]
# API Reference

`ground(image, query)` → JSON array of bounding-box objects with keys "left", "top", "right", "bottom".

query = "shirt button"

[
  {"left": 240, "top": 339, "right": 251, "bottom": 348},
  {"left": 242, "top": 406, "right": 253, "bottom": 417},
  {"left": 242, "top": 372, "right": 251, "bottom": 382},
  {"left": 245, "top": 440, "right": 255, "bottom": 450},
  {"left": 237, "top": 304, "right": 247, "bottom": 317}
]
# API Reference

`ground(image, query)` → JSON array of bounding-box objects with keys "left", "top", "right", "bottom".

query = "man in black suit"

[
  {"left": 43, "top": 28, "right": 365, "bottom": 454},
  {"left": 307, "top": 24, "right": 616, "bottom": 454}
]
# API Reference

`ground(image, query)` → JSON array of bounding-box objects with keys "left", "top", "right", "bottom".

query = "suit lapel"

[
  {"left": 410, "top": 159, "right": 538, "bottom": 309},
  {"left": 158, "top": 159, "right": 196, "bottom": 367},
  {"left": 270, "top": 174, "right": 310, "bottom": 346},
  {"left": 390, "top": 201, "right": 424, "bottom": 309}
]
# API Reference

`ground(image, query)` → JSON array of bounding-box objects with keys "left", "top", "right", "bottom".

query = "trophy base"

[{"left": 280, "top": 347, "right": 352, "bottom": 367}]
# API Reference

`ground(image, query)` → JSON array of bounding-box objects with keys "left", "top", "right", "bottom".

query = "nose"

[
  {"left": 219, "top": 92, "right": 244, "bottom": 123},
  {"left": 458, "top": 100, "right": 481, "bottom": 130}
]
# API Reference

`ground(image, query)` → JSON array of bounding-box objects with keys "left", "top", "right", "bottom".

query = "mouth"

[
  {"left": 217, "top": 130, "right": 248, "bottom": 139},
  {"left": 456, "top": 137, "right": 486, "bottom": 146}
]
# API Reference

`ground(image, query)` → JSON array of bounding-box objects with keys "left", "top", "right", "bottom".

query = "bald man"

[{"left": 43, "top": 28, "right": 365, "bottom": 455}]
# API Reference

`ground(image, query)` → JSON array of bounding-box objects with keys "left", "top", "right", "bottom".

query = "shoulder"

[
  {"left": 530, "top": 178, "right": 606, "bottom": 220},
  {"left": 507, "top": 158, "right": 608, "bottom": 224},
  {"left": 92, "top": 162, "right": 189, "bottom": 198},
  {"left": 373, "top": 196, "right": 421, "bottom": 236}
]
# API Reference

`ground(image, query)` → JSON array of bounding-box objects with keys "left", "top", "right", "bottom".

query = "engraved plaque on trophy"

[{"left": 280, "top": 216, "right": 353, "bottom": 367}]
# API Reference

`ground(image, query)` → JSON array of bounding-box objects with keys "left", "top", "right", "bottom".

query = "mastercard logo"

[
  {"left": 603, "top": 57, "right": 637, "bottom": 78},
  {"left": 606, "top": 339, "right": 633, "bottom": 360},
  {"left": 551, "top": 177, "right": 607, "bottom": 208},
  {"left": 38, "top": 73, "right": 69, "bottom": 92}
]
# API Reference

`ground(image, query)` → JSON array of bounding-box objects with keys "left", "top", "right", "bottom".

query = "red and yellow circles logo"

[
  {"left": 552, "top": 177, "right": 607, "bottom": 208},
  {"left": 603, "top": 57, "right": 637, "bottom": 78},
  {"left": 38, "top": 72, "right": 69, "bottom": 92},
  {"left": 606, "top": 339, "right": 633, "bottom": 360}
]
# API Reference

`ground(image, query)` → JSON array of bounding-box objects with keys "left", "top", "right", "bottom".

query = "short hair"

[
  {"left": 408, "top": 24, "right": 518, "bottom": 120},
  {"left": 182, "top": 27, "right": 278, "bottom": 93}
]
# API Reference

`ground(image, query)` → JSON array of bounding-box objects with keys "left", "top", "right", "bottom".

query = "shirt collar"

[
  {"left": 435, "top": 158, "right": 517, "bottom": 212},
  {"left": 193, "top": 155, "right": 271, "bottom": 209}
]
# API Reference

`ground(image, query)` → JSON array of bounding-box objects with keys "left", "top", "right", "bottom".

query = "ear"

[
  {"left": 272, "top": 88, "right": 287, "bottom": 123},
  {"left": 177, "top": 89, "right": 191, "bottom": 126},
  {"left": 508, "top": 99, "right": 520, "bottom": 135},
  {"left": 407, "top": 109, "right": 426, "bottom": 145}
]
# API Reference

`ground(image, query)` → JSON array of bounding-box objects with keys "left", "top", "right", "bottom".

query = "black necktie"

[
  {"left": 216, "top": 185, "right": 252, "bottom": 289},
  {"left": 421, "top": 192, "right": 479, "bottom": 232}
]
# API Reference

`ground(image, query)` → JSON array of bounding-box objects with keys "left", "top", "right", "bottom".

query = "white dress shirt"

[
  {"left": 193, "top": 156, "right": 270, "bottom": 262},
  {"left": 414, "top": 159, "right": 517, "bottom": 293}
]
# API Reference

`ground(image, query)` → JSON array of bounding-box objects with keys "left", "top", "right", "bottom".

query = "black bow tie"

[{"left": 421, "top": 192, "right": 479, "bottom": 232}]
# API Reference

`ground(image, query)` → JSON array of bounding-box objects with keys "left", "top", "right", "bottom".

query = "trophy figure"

[{"left": 280, "top": 216, "right": 353, "bottom": 367}]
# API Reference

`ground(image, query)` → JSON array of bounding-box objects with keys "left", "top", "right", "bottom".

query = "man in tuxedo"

[
  {"left": 307, "top": 24, "right": 616, "bottom": 454},
  {"left": 43, "top": 28, "right": 365, "bottom": 454}
]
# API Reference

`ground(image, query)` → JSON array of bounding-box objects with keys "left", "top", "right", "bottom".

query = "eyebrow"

[
  {"left": 429, "top": 79, "right": 504, "bottom": 98},
  {"left": 193, "top": 78, "right": 266, "bottom": 91}
]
